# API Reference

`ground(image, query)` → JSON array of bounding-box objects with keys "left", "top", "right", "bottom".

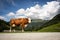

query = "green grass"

[{"left": 38, "top": 23, "right": 60, "bottom": 32}]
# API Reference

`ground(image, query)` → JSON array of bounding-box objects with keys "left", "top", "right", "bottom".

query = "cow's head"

[{"left": 28, "top": 18, "right": 31, "bottom": 23}]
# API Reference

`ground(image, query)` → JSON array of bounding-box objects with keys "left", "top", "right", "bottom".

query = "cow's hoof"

[
  {"left": 13, "top": 30, "right": 15, "bottom": 32},
  {"left": 22, "top": 30, "right": 24, "bottom": 32},
  {"left": 9, "top": 30, "right": 11, "bottom": 32}
]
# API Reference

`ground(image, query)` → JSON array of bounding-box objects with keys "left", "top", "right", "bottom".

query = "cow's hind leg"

[{"left": 21, "top": 24, "right": 25, "bottom": 32}]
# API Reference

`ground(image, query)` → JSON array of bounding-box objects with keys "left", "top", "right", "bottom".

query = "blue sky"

[
  {"left": 0, "top": 0, "right": 55, "bottom": 15},
  {"left": 0, "top": 0, "right": 60, "bottom": 21}
]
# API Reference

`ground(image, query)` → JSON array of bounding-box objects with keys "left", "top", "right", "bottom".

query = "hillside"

[
  {"left": 38, "top": 14, "right": 60, "bottom": 32},
  {"left": 25, "top": 19, "right": 47, "bottom": 31},
  {"left": 41, "top": 14, "right": 60, "bottom": 28},
  {"left": 38, "top": 23, "right": 60, "bottom": 32},
  {"left": 31, "top": 19, "right": 44, "bottom": 22},
  {"left": 47, "top": 14, "right": 60, "bottom": 24},
  {"left": 0, "top": 19, "right": 9, "bottom": 32}
]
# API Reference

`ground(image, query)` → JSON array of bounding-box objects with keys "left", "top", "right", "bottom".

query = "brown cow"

[{"left": 9, "top": 18, "right": 31, "bottom": 32}]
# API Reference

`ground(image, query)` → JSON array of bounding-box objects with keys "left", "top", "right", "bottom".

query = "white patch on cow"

[
  {"left": 28, "top": 18, "right": 31, "bottom": 23},
  {"left": 25, "top": 24, "right": 28, "bottom": 27},
  {"left": 12, "top": 24, "right": 15, "bottom": 27}
]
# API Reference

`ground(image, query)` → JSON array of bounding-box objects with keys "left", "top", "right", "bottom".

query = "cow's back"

[{"left": 10, "top": 18, "right": 29, "bottom": 26}]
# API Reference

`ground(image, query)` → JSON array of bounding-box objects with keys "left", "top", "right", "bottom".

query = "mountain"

[
  {"left": 38, "top": 23, "right": 60, "bottom": 32},
  {"left": 0, "top": 19, "right": 9, "bottom": 32},
  {"left": 31, "top": 19, "right": 44, "bottom": 22},
  {"left": 41, "top": 14, "right": 60, "bottom": 27},
  {"left": 47, "top": 14, "right": 60, "bottom": 25},
  {"left": 38, "top": 14, "right": 60, "bottom": 32},
  {"left": 25, "top": 19, "right": 47, "bottom": 31}
]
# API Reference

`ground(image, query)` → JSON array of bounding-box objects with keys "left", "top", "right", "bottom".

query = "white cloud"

[
  {"left": 25, "top": 1, "right": 60, "bottom": 20},
  {"left": 39, "top": 1, "right": 60, "bottom": 20},
  {"left": 7, "top": 1, "right": 60, "bottom": 20},
  {"left": 0, "top": 16, "right": 5, "bottom": 20},
  {"left": 7, "top": 12, "right": 15, "bottom": 16},
  {"left": 27, "top": 1, "right": 60, "bottom": 20},
  {"left": 16, "top": 8, "right": 26, "bottom": 16},
  {"left": 15, "top": 8, "right": 26, "bottom": 18}
]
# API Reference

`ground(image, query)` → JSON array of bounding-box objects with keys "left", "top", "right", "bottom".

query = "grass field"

[{"left": 38, "top": 23, "right": 60, "bottom": 32}]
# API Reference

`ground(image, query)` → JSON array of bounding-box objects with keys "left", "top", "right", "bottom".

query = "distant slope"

[
  {"left": 32, "top": 19, "right": 44, "bottom": 22},
  {"left": 38, "top": 14, "right": 60, "bottom": 32},
  {"left": 38, "top": 23, "right": 60, "bottom": 32},
  {"left": 25, "top": 19, "right": 47, "bottom": 31},
  {"left": 47, "top": 14, "right": 60, "bottom": 25},
  {"left": 40, "top": 14, "right": 60, "bottom": 28}
]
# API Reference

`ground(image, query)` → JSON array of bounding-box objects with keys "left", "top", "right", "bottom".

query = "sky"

[{"left": 0, "top": 0, "right": 60, "bottom": 21}]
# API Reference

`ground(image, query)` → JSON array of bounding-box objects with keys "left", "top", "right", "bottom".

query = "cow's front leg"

[
  {"left": 12, "top": 24, "right": 16, "bottom": 32},
  {"left": 9, "top": 27, "right": 12, "bottom": 32},
  {"left": 22, "top": 27, "right": 24, "bottom": 32},
  {"left": 13, "top": 29, "right": 15, "bottom": 32}
]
